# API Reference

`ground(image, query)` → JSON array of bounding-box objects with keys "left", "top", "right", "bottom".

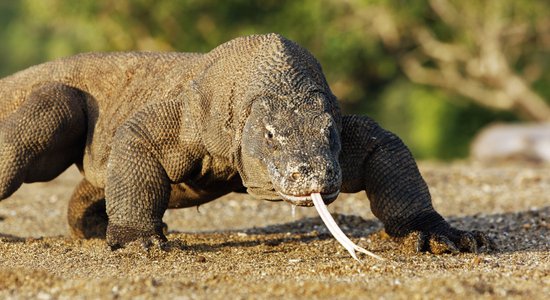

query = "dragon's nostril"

[{"left": 290, "top": 172, "right": 301, "bottom": 181}]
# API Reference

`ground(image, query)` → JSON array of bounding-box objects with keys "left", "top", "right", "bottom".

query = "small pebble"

[{"left": 471, "top": 256, "right": 482, "bottom": 265}]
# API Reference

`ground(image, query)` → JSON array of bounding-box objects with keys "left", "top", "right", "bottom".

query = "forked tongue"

[{"left": 311, "top": 193, "right": 384, "bottom": 262}]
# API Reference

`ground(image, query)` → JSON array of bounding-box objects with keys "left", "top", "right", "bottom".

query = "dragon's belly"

[{"left": 168, "top": 174, "right": 245, "bottom": 209}]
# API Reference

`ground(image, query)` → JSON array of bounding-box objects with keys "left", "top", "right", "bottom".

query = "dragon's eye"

[{"left": 264, "top": 129, "right": 278, "bottom": 150}]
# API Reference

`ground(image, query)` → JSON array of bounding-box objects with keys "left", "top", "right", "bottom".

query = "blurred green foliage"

[{"left": 0, "top": 0, "right": 547, "bottom": 159}]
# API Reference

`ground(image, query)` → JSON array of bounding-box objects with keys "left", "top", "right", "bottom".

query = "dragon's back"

[
  {"left": 0, "top": 51, "right": 202, "bottom": 186},
  {"left": 0, "top": 51, "right": 201, "bottom": 120}
]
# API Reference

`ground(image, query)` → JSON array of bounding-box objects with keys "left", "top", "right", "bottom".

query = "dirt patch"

[{"left": 0, "top": 162, "right": 548, "bottom": 299}]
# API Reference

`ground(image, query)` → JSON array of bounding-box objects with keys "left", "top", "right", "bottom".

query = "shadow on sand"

[
  {"left": 170, "top": 206, "right": 549, "bottom": 254},
  {"left": 1, "top": 206, "right": 547, "bottom": 254}
]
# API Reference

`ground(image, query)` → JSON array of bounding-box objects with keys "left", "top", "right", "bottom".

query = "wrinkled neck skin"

[
  {"left": 196, "top": 34, "right": 343, "bottom": 206},
  {"left": 181, "top": 35, "right": 268, "bottom": 162}
]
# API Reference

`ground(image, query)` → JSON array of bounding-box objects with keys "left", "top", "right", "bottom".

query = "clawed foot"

[
  {"left": 106, "top": 223, "right": 168, "bottom": 251},
  {"left": 402, "top": 229, "right": 495, "bottom": 254},
  {"left": 125, "top": 235, "right": 170, "bottom": 252}
]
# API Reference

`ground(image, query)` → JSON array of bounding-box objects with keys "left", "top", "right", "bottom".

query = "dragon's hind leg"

[
  {"left": 68, "top": 178, "right": 169, "bottom": 239},
  {"left": 68, "top": 179, "right": 107, "bottom": 238},
  {"left": 0, "top": 83, "right": 86, "bottom": 199}
]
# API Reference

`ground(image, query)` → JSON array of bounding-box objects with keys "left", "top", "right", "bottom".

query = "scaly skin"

[{"left": 0, "top": 33, "right": 492, "bottom": 253}]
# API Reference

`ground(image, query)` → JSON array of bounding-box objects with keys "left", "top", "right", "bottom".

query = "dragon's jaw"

[{"left": 277, "top": 190, "right": 340, "bottom": 206}]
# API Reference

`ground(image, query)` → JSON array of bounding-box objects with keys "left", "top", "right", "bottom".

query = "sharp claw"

[
  {"left": 473, "top": 230, "right": 496, "bottom": 252},
  {"left": 134, "top": 236, "right": 170, "bottom": 251},
  {"left": 430, "top": 234, "right": 459, "bottom": 254},
  {"left": 459, "top": 232, "right": 479, "bottom": 253},
  {"left": 140, "top": 238, "right": 154, "bottom": 250},
  {"left": 416, "top": 232, "right": 430, "bottom": 253},
  {"left": 406, "top": 228, "right": 495, "bottom": 255}
]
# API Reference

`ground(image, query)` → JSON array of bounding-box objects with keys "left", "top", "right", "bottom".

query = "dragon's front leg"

[{"left": 339, "top": 115, "right": 494, "bottom": 254}]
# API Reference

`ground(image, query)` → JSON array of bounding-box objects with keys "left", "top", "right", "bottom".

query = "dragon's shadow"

[
  {"left": 0, "top": 207, "right": 547, "bottom": 254},
  {"left": 174, "top": 206, "right": 549, "bottom": 254}
]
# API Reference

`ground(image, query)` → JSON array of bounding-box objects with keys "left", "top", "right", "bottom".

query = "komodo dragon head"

[
  {"left": 237, "top": 34, "right": 342, "bottom": 207},
  {"left": 241, "top": 94, "right": 342, "bottom": 206}
]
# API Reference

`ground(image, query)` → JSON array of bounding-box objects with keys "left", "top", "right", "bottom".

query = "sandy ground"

[{"left": 0, "top": 162, "right": 548, "bottom": 299}]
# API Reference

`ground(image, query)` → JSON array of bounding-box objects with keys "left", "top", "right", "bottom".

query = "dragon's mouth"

[{"left": 278, "top": 190, "right": 340, "bottom": 206}]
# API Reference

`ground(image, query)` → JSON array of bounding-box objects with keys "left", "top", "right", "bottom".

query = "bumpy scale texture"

[{"left": 0, "top": 34, "right": 491, "bottom": 253}]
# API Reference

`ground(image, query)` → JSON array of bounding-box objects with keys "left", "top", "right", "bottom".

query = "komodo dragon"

[{"left": 0, "top": 33, "right": 492, "bottom": 254}]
